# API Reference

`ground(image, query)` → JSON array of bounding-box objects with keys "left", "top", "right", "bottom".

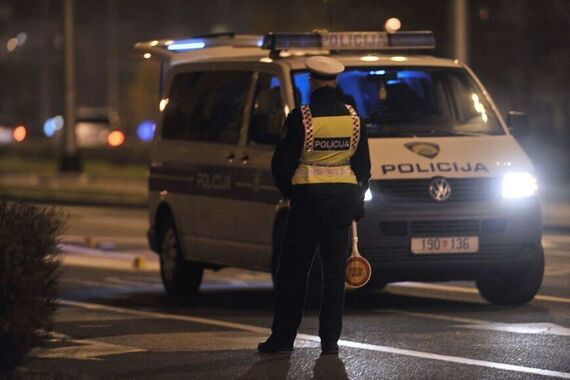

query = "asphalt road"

[{"left": 20, "top": 205, "right": 570, "bottom": 379}]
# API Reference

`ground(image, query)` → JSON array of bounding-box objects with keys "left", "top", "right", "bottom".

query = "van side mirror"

[{"left": 507, "top": 111, "right": 530, "bottom": 138}]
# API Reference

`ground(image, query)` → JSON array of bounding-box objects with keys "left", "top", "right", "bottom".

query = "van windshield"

[{"left": 292, "top": 67, "right": 505, "bottom": 137}]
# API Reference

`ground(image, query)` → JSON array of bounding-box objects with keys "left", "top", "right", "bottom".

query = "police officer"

[{"left": 258, "top": 56, "right": 371, "bottom": 355}]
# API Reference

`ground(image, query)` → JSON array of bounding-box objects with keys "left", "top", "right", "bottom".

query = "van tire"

[
  {"left": 476, "top": 245, "right": 544, "bottom": 306},
  {"left": 159, "top": 219, "right": 203, "bottom": 296}
]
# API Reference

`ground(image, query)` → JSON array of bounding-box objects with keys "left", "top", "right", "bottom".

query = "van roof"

[{"left": 133, "top": 31, "right": 462, "bottom": 69}]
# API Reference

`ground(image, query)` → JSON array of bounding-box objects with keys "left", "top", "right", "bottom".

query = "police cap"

[{"left": 305, "top": 56, "right": 345, "bottom": 81}]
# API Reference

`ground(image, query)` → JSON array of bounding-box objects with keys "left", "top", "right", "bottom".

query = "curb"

[
  {"left": 543, "top": 224, "right": 570, "bottom": 234},
  {"left": 0, "top": 195, "right": 147, "bottom": 209}
]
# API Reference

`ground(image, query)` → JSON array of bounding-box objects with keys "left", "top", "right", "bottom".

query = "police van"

[{"left": 136, "top": 31, "right": 543, "bottom": 305}]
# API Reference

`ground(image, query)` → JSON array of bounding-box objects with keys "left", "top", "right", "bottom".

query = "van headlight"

[
  {"left": 502, "top": 172, "right": 538, "bottom": 199},
  {"left": 364, "top": 188, "right": 373, "bottom": 202}
]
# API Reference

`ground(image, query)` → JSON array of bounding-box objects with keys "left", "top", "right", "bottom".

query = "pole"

[
  {"left": 106, "top": 0, "right": 119, "bottom": 115},
  {"left": 39, "top": 0, "right": 50, "bottom": 133},
  {"left": 452, "top": 0, "right": 469, "bottom": 64},
  {"left": 60, "top": 0, "right": 82, "bottom": 172}
]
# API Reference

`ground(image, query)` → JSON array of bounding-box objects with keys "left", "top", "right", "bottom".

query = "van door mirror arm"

[{"left": 507, "top": 111, "right": 530, "bottom": 138}]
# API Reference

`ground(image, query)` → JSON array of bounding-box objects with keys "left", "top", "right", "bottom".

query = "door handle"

[{"left": 225, "top": 153, "right": 235, "bottom": 163}]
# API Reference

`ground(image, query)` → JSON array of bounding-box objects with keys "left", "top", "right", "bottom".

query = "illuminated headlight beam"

[{"left": 502, "top": 172, "right": 538, "bottom": 199}]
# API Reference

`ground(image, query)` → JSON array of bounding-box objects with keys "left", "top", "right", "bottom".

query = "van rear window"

[
  {"left": 162, "top": 70, "right": 252, "bottom": 143},
  {"left": 293, "top": 67, "right": 504, "bottom": 137}
]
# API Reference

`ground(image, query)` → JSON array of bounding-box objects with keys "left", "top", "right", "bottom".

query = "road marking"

[
  {"left": 58, "top": 299, "right": 570, "bottom": 378},
  {"left": 60, "top": 244, "right": 139, "bottom": 260},
  {"left": 33, "top": 331, "right": 144, "bottom": 361},
  {"left": 458, "top": 322, "right": 570, "bottom": 336},
  {"left": 386, "top": 309, "right": 498, "bottom": 325},
  {"left": 389, "top": 282, "right": 570, "bottom": 304},
  {"left": 387, "top": 309, "right": 570, "bottom": 337}
]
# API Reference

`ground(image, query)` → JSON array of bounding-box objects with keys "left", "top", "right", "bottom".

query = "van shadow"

[{"left": 90, "top": 283, "right": 542, "bottom": 316}]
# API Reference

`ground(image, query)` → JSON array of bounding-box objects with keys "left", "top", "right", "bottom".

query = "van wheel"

[
  {"left": 159, "top": 220, "right": 203, "bottom": 295},
  {"left": 476, "top": 245, "right": 544, "bottom": 306}
]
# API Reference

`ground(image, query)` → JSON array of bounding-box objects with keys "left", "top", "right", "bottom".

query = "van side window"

[
  {"left": 162, "top": 72, "right": 199, "bottom": 140},
  {"left": 162, "top": 70, "right": 252, "bottom": 144},
  {"left": 249, "top": 73, "right": 284, "bottom": 145}
]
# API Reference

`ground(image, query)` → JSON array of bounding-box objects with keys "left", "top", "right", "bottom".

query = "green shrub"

[{"left": 0, "top": 201, "right": 65, "bottom": 374}]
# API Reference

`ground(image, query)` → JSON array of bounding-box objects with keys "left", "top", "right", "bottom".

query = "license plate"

[{"left": 411, "top": 236, "right": 479, "bottom": 254}]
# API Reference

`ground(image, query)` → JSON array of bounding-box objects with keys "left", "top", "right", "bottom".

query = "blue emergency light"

[
  {"left": 262, "top": 31, "right": 435, "bottom": 51},
  {"left": 167, "top": 40, "right": 206, "bottom": 51}
]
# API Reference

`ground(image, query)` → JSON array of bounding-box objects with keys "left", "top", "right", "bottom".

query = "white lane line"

[
  {"left": 385, "top": 310, "right": 570, "bottom": 337},
  {"left": 386, "top": 309, "right": 503, "bottom": 325},
  {"left": 58, "top": 299, "right": 570, "bottom": 378},
  {"left": 332, "top": 338, "right": 570, "bottom": 379},
  {"left": 457, "top": 322, "right": 570, "bottom": 336},
  {"left": 389, "top": 282, "right": 570, "bottom": 304},
  {"left": 33, "top": 330, "right": 145, "bottom": 361},
  {"left": 60, "top": 244, "right": 138, "bottom": 260}
]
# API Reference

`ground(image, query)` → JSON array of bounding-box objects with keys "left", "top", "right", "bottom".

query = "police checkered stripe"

[
  {"left": 295, "top": 164, "right": 355, "bottom": 178},
  {"left": 300, "top": 105, "right": 314, "bottom": 151},
  {"left": 346, "top": 105, "right": 360, "bottom": 151}
]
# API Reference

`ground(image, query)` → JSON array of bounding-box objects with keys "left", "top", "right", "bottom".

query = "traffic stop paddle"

[{"left": 345, "top": 221, "right": 372, "bottom": 288}]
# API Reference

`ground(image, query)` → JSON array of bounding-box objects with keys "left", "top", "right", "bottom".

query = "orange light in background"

[
  {"left": 13, "top": 125, "right": 26, "bottom": 142},
  {"left": 107, "top": 130, "right": 125, "bottom": 147}
]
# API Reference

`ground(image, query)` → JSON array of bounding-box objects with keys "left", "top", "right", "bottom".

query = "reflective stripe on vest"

[{"left": 292, "top": 105, "right": 360, "bottom": 185}]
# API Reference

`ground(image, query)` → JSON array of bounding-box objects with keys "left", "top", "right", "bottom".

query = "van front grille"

[
  {"left": 372, "top": 178, "right": 500, "bottom": 203},
  {"left": 410, "top": 220, "right": 479, "bottom": 236}
]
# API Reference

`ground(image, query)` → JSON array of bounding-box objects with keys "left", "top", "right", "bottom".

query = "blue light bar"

[
  {"left": 262, "top": 31, "right": 435, "bottom": 51},
  {"left": 167, "top": 40, "right": 206, "bottom": 51}
]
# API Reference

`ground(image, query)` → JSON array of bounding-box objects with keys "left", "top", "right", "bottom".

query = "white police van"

[{"left": 137, "top": 31, "right": 543, "bottom": 305}]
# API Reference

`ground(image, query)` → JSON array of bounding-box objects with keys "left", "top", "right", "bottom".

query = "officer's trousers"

[{"left": 270, "top": 194, "right": 358, "bottom": 346}]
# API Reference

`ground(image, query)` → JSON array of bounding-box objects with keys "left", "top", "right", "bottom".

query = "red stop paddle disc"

[{"left": 345, "top": 221, "right": 372, "bottom": 288}]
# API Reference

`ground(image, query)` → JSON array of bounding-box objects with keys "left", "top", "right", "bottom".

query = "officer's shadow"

[{"left": 238, "top": 352, "right": 348, "bottom": 380}]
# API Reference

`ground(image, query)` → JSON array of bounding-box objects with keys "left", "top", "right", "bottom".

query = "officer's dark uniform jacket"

[{"left": 272, "top": 86, "right": 371, "bottom": 199}]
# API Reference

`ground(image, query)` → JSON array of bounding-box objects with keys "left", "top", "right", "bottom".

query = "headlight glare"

[
  {"left": 364, "top": 188, "right": 373, "bottom": 202},
  {"left": 502, "top": 172, "right": 538, "bottom": 199}
]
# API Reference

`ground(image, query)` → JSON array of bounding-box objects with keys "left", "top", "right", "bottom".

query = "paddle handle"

[{"left": 351, "top": 221, "right": 361, "bottom": 258}]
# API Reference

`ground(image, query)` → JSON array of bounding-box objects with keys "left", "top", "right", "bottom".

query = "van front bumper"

[{"left": 358, "top": 196, "right": 542, "bottom": 282}]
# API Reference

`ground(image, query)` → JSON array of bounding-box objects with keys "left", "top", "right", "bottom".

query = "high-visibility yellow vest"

[{"left": 292, "top": 104, "right": 360, "bottom": 185}]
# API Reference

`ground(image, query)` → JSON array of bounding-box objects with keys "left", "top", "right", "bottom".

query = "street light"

[{"left": 385, "top": 18, "right": 402, "bottom": 33}]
